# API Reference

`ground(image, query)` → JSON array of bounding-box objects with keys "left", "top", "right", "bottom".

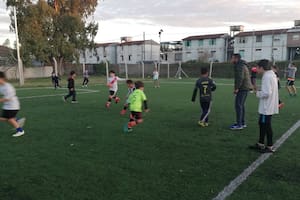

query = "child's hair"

[
  {"left": 70, "top": 71, "right": 76, "bottom": 76},
  {"left": 126, "top": 79, "right": 133, "bottom": 84},
  {"left": 109, "top": 70, "right": 115, "bottom": 74},
  {"left": 0, "top": 71, "right": 6, "bottom": 79},
  {"left": 201, "top": 67, "right": 208, "bottom": 75},
  {"left": 257, "top": 59, "right": 271, "bottom": 70},
  {"left": 135, "top": 81, "right": 144, "bottom": 89}
]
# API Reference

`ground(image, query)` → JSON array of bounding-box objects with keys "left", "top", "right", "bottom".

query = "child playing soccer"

[
  {"left": 153, "top": 68, "right": 160, "bottom": 88},
  {"left": 191, "top": 67, "right": 216, "bottom": 127},
  {"left": 286, "top": 63, "right": 297, "bottom": 96},
  {"left": 120, "top": 79, "right": 135, "bottom": 115},
  {"left": 0, "top": 71, "right": 26, "bottom": 137},
  {"left": 106, "top": 70, "right": 124, "bottom": 108},
  {"left": 63, "top": 71, "right": 77, "bottom": 103},
  {"left": 250, "top": 59, "right": 279, "bottom": 153},
  {"left": 124, "top": 81, "right": 149, "bottom": 133},
  {"left": 82, "top": 69, "right": 89, "bottom": 88}
]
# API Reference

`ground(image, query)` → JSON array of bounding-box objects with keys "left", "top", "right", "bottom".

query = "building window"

[
  {"left": 185, "top": 40, "right": 191, "bottom": 47},
  {"left": 198, "top": 39, "right": 204, "bottom": 46},
  {"left": 256, "top": 35, "right": 262, "bottom": 43},
  {"left": 292, "top": 34, "right": 300, "bottom": 41},
  {"left": 239, "top": 50, "right": 245, "bottom": 58},
  {"left": 209, "top": 39, "right": 216, "bottom": 46},
  {"left": 255, "top": 49, "right": 262, "bottom": 51},
  {"left": 239, "top": 37, "right": 247, "bottom": 44},
  {"left": 121, "top": 55, "right": 124, "bottom": 61},
  {"left": 128, "top": 55, "right": 132, "bottom": 61},
  {"left": 210, "top": 51, "right": 216, "bottom": 58}
]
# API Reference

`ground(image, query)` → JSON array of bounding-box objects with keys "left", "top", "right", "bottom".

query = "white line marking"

[
  {"left": 19, "top": 91, "right": 99, "bottom": 100},
  {"left": 212, "top": 120, "right": 300, "bottom": 200}
]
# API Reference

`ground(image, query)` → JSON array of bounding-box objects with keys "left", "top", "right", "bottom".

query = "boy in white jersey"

[
  {"left": 120, "top": 79, "right": 135, "bottom": 115},
  {"left": 105, "top": 70, "right": 124, "bottom": 108},
  {"left": 0, "top": 72, "right": 26, "bottom": 137},
  {"left": 153, "top": 68, "right": 160, "bottom": 88}
]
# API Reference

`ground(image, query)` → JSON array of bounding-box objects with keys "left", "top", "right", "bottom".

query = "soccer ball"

[{"left": 178, "top": 77, "right": 182, "bottom": 80}]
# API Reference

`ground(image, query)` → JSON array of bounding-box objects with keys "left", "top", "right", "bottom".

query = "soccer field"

[{"left": 1, "top": 77, "right": 300, "bottom": 200}]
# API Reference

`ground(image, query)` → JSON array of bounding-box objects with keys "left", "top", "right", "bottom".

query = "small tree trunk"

[{"left": 58, "top": 57, "right": 64, "bottom": 75}]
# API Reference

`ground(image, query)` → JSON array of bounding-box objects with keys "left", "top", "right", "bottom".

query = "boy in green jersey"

[{"left": 124, "top": 81, "right": 149, "bottom": 133}]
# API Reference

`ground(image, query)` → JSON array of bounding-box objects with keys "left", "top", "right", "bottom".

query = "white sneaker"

[
  {"left": 17, "top": 118, "right": 26, "bottom": 128},
  {"left": 12, "top": 130, "right": 25, "bottom": 137},
  {"left": 62, "top": 96, "right": 66, "bottom": 102},
  {"left": 71, "top": 101, "right": 78, "bottom": 104}
]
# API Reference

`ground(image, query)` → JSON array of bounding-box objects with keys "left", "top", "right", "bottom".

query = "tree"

[{"left": 6, "top": 0, "right": 98, "bottom": 73}]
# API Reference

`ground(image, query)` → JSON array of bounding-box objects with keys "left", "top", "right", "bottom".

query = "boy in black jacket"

[
  {"left": 63, "top": 71, "right": 77, "bottom": 103},
  {"left": 192, "top": 68, "right": 216, "bottom": 127}
]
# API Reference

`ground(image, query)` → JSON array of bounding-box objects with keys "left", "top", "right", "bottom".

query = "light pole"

[
  {"left": 158, "top": 29, "right": 163, "bottom": 71},
  {"left": 14, "top": 6, "right": 24, "bottom": 86}
]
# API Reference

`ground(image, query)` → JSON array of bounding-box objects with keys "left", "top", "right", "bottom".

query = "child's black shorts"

[
  {"left": 130, "top": 111, "right": 142, "bottom": 120},
  {"left": 109, "top": 90, "right": 116, "bottom": 96},
  {"left": 1, "top": 110, "right": 19, "bottom": 119},
  {"left": 287, "top": 80, "right": 295, "bottom": 86}
]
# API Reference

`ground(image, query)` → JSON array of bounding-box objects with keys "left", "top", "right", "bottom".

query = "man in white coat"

[{"left": 252, "top": 59, "right": 279, "bottom": 153}]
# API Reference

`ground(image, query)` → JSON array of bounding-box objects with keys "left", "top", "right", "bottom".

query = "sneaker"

[
  {"left": 123, "top": 124, "right": 133, "bottom": 133},
  {"left": 204, "top": 123, "right": 209, "bottom": 127},
  {"left": 115, "top": 97, "right": 120, "bottom": 104},
  {"left": 198, "top": 121, "right": 206, "bottom": 127},
  {"left": 106, "top": 102, "right": 111, "bottom": 108},
  {"left": 12, "top": 130, "right": 25, "bottom": 137},
  {"left": 62, "top": 96, "right": 66, "bottom": 102},
  {"left": 17, "top": 118, "right": 26, "bottom": 128},
  {"left": 242, "top": 124, "right": 247, "bottom": 128},
  {"left": 71, "top": 101, "right": 78, "bottom": 104},
  {"left": 120, "top": 109, "right": 127, "bottom": 115},
  {"left": 260, "top": 146, "right": 275, "bottom": 153},
  {"left": 230, "top": 124, "right": 244, "bottom": 130},
  {"left": 249, "top": 143, "right": 265, "bottom": 150}
]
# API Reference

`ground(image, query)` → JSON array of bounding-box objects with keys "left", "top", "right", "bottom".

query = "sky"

[{"left": 0, "top": 0, "right": 299, "bottom": 46}]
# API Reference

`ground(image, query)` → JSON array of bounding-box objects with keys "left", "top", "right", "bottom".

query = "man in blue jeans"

[{"left": 230, "top": 54, "right": 252, "bottom": 130}]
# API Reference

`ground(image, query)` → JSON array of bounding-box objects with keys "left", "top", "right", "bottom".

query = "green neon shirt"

[{"left": 129, "top": 89, "right": 147, "bottom": 112}]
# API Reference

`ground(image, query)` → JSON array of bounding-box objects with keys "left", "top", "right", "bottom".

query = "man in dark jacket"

[{"left": 230, "top": 54, "right": 252, "bottom": 130}]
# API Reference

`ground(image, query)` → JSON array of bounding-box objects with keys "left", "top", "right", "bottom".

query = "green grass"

[{"left": 0, "top": 77, "right": 300, "bottom": 200}]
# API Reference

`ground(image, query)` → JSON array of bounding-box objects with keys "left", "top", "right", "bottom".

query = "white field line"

[
  {"left": 17, "top": 87, "right": 99, "bottom": 100},
  {"left": 212, "top": 120, "right": 300, "bottom": 200}
]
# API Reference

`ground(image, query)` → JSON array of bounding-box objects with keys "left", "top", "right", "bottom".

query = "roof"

[
  {"left": 0, "top": 46, "right": 11, "bottom": 57},
  {"left": 235, "top": 29, "right": 289, "bottom": 37},
  {"left": 119, "top": 40, "right": 159, "bottom": 46},
  {"left": 182, "top": 33, "right": 228, "bottom": 41},
  {"left": 95, "top": 42, "right": 119, "bottom": 47}
]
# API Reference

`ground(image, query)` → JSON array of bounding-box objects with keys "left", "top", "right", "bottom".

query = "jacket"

[{"left": 234, "top": 60, "right": 252, "bottom": 91}]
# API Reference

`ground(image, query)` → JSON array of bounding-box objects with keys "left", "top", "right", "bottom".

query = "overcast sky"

[{"left": 0, "top": 0, "right": 299, "bottom": 45}]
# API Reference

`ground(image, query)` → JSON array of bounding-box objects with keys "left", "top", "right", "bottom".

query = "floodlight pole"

[{"left": 14, "top": 6, "right": 24, "bottom": 86}]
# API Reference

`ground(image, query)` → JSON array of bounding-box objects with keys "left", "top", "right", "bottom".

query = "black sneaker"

[
  {"left": 259, "top": 146, "right": 275, "bottom": 153},
  {"left": 248, "top": 143, "right": 265, "bottom": 150}
]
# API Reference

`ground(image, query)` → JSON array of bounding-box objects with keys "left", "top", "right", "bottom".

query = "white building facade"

[
  {"left": 79, "top": 43, "right": 118, "bottom": 65},
  {"left": 117, "top": 40, "right": 160, "bottom": 64},
  {"left": 182, "top": 34, "right": 229, "bottom": 63},
  {"left": 234, "top": 29, "right": 288, "bottom": 62}
]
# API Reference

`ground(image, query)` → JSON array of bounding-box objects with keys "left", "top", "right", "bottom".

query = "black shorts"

[
  {"left": 2, "top": 110, "right": 19, "bottom": 119},
  {"left": 287, "top": 80, "right": 295, "bottom": 86},
  {"left": 130, "top": 112, "right": 142, "bottom": 120},
  {"left": 109, "top": 90, "right": 116, "bottom": 96}
]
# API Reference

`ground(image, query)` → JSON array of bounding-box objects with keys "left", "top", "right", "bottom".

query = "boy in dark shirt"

[
  {"left": 63, "top": 71, "right": 77, "bottom": 103},
  {"left": 192, "top": 68, "right": 216, "bottom": 127}
]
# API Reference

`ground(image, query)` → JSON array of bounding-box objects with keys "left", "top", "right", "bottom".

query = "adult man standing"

[{"left": 230, "top": 54, "right": 252, "bottom": 130}]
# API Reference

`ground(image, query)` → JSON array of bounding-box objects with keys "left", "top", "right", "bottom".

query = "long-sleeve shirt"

[
  {"left": 192, "top": 77, "right": 216, "bottom": 102},
  {"left": 67, "top": 78, "right": 75, "bottom": 90},
  {"left": 256, "top": 70, "right": 279, "bottom": 115},
  {"left": 107, "top": 76, "right": 125, "bottom": 92}
]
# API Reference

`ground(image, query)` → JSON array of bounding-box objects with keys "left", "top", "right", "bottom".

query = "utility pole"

[{"left": 14, "top": 6, "right": 24, "bottom": 86}]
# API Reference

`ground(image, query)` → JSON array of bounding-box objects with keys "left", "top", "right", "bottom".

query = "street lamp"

[{"left": 158, "top": 29, "right": 163, "bottom": 71}]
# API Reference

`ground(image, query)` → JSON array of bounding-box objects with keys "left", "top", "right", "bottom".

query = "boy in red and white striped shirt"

[{"left": 106, "top": 70, "right": 125, "bottom": 108}]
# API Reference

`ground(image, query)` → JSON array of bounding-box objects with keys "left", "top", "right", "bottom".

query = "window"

[
  {"left": 185, "top": 40, "right": 191, "bottom": 47},
  {"left": 128, "top": 55, "right": 132, "bottom": 61},
  {"left": 209, "top": 39, "right": 216, "bottom": 46},
  {"left": 292, "top": 34, "right": 300, "bottom": 41},
  {"left": 239, "top": 37, "right": 247, "bottom": 43},
  {"left": 256, "top": 35, "right": 262, "bottom": 43},
  {"left": 255, "top": 49, "right": 262, "bottom": 51},
  {"left": 198, "top": 39, "right": 204, "bottom": 46},
  {"left": 210, "top": 51, "right": 216, "bottom": 58},
  {"left": 121, "top": 55, "right": 124, "bottom": 61},
  {"left": 239, "top": 50, "right": 245, "bottom": 58}
]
